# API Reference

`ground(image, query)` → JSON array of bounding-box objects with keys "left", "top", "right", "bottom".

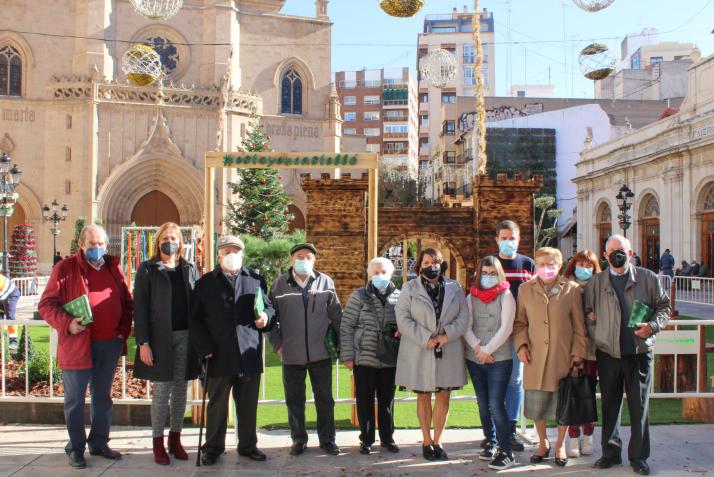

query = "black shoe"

[
  {"left": 201, "top": 452, "right": 219, "bottom": 466},
  {"left": 433, "top": 444, "right": 448, "bottom": 460},
  {"left": 479, "top": 438, "right": 489, "bottom": 449},
  {"left": 594, "top": 456, "right": 622, "bottom": 469},
  {"left": 380, "top": 442, "right": 400, "bottom": 453},
  {"left": 510, "top": 421, "right": 525, "bottom": 451},
  {"left": 89, "top": 447, "right": 121, "bottom": 460},
  {"left": 359, "top": 443, "right": 372, "bottom": 455},
  {"left": 554, "top": 457, "right": 568, "bottom": 467},
  {"left": 422, "top": 444, "right": 437, "bottom": 461},
  {"left": 530, "top": 443, "right": 551, "bottom": 464},
  {"left": 631, "top": 459, "right": 650, "bottom": 475},
  {"left": 319, "top": 442, "right": 341, "bottom": 455},
  {"left": 290, "top": 442, "right": 306, "bottom": 456},
  {"left": 479, "top": 442, "right": 497, "bottom": 461},
  {"left": 489, "top": 451, "right": 516, "bottom": 470},
  {"left": 239, "top": 448, "right": 267, "bottom": 461},
  {"left": 68, "top": 451, "right": 86, "bottom": 469}
]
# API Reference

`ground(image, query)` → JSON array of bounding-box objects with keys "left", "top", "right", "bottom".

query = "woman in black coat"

[{"left": 132, "top": 222, "right": 199, "bottom": 465}]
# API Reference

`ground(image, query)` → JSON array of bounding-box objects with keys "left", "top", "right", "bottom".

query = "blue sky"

[{"left": 282, "top": 0, "right": 714, "bottom": 98}]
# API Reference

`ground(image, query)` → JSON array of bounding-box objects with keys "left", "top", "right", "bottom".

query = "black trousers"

[
  {"left": 203, "top": 374, "right": 261, "bottom": 455},
  {"left": 282, "top": 359, "right": 335, "bottom": 446},
  {"left": 596, "top": 350, "right": 653, "bottom": 463},
  {"left": 354, "top": 365, "right": 396, "bottom": 445}
]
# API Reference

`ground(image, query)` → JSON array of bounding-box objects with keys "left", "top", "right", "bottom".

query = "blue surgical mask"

[
  {"left": 480, "top": 275, "right": 499, "bottom": 289},
  {"left": 574, "top": 266, "right": 593, "bottom": 282},
  {"left": 85, "top": 247, "right": 105, "bottom": 262},
  {"left": 371, "top": 275, "right": 391, "bottom": 290},
  {"left": 498, "top": 239, "right": 518, "bottom": 257},
  {"left": 294, "top": 259, "right": 313, "bottom": 276}
]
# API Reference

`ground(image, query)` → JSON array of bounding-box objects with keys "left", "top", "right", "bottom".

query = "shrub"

[
  {"left": 241, "top": 230, "right": 306, "bottom": 286},
  {"left": 18, "top": 353, "right": 62, "bottom": 387},
  {"left": 15, "top": 327, "right": 34, "bottom": 362}
]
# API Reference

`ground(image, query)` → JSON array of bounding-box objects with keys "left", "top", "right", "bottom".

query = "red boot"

[
  {"left": 168, "top": 431, "right": 189, "bottom": 460},
  {"left": 153, "top": 436, "right": 170, "bottom": 465}
]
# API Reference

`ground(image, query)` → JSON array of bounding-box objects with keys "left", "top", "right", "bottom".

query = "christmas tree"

[
  {"left": 9, "top": 224, "right": 38, "bottom": 277},
  {"left": 226, "top": 115, "right": 293, "bottom": 239}
]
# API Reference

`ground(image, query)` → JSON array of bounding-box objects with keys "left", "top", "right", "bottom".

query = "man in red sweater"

[{"left": 39, "top": 224, "right": 133, "bottom": 469}]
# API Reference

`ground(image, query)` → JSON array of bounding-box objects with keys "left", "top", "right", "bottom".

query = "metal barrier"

[
  {"left": 672, "top": 276, "right": 714, "bottom": 307},
  {"left": 11, "top": 276, "right": 49, "bottom": 308}
]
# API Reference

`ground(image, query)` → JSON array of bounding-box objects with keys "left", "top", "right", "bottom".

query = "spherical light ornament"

[
  {"left": 579, "top": 43, "right": 615, "bottom": 81},
  {"left": 419, "top": 49, "right": 458, "bottom": 88},
  {"left": 122, "top": 44, "right": 162, "bottom": 86},
  {"left": 379, "top": 0, "right": 424, "bottom": 17},
  {"left": 571, "top": 0, "right": 615, "bottom": 12},
  {"left": 129, "top": 0, "right": 183, "bottom": 20}
]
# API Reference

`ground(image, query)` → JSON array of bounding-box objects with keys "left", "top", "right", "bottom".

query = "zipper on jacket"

[{"left": 304, "top": 290, "right": 311, "bottom": 363}]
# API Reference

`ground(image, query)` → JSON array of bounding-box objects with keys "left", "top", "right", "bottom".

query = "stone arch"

[
  {"left": 693, "top": 176, "right": 714, "bottom": 213},
  {"left": 694, "top": 177, "right": 714, "bottom": 273},
  {"left": 593, "top": 197, "right": 613, "bottom": 254},
  {"left": 98, "top": 154, "right": 203, "bottom": 246},
  {"left": 0, "top": 31, "right": 34, "bottom": 96},
  {"left": 379, "top": 232, "right": 468, "bottom": 285},
  {"left": 636, "top": 189, "right": 660, "bottom": 219},
  {"left": 273, "top": 57, "right": 315, "bottom": 115},
  {"left": 636, "top": 190, "right": 661, "bottom": 271}
]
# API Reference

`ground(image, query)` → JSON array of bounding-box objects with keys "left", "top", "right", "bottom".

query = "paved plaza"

[{"left": 0, "top": 424, "right": 712, "bottom": 476}]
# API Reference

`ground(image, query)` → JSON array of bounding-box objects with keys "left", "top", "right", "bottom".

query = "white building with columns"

[{"left": 574, "top": 54, "right": 714, "bottom": 273}]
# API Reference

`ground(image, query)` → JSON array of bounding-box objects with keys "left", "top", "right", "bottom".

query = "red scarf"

[{"left": 470, "top": 281, "right": 510, "bottom": 304}]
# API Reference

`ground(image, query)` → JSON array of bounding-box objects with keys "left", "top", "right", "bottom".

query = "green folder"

[
  {"left": 324, "top": 325, "right": 339, "bottom": 361},
  {"left": 63, "top": 294, "right": 94, "bottom": 326},
  {"left": 628, "top": 299, "right": 653, "bottom": 328},
  {"left": 254, "top": 285, "right": 265, "bottom": 320}
]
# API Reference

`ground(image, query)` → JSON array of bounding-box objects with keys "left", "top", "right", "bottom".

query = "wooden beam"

[{"left": 204, "top": 166, "right": 215, "bottom": 273}]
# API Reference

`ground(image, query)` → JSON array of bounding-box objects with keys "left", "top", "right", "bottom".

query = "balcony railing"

[{"left": 383, "top": 132, "right": 409, "bottom": 139}]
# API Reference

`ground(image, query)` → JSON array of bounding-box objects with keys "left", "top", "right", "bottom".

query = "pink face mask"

[{"left": 536, "top": 265, "right": 558, "bottom": 281}]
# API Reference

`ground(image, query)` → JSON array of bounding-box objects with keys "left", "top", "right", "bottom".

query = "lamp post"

[
  {"left": 0, "top": 153, "right": 22, "bottom": 277},
  {"left": 42, "top": 199, "right": 69, "bottom": 261},
  {"left": 615, "top": 184, "right": 635, "bottom": 238}
]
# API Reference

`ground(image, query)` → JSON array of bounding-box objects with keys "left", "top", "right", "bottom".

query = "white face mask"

[{"left": 221, "top": 252, "right": 243, "bottom": 272}]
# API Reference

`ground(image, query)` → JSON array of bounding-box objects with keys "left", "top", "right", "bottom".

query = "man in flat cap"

[
  {"left": 268, "top": 243, "right": 343, "bottom": 456},
  {"left": 190, "top": 235, "right": 275, "bottom": 465}
]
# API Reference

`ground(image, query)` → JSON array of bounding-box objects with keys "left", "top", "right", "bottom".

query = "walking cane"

[{"left": 196, "top": 358, "right": 210, "bottom": 467}]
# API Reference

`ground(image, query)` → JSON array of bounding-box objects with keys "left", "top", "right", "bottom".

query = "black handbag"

[
  {"left": 376, "top": 323, "right": 400, "bottom": 366},
  {"left": 556, "top": 369, "right": 598, "bottom": 426}
]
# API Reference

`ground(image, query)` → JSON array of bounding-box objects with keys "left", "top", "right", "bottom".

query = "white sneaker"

[
  {"left": 581, "top": 435, "right": 594, "bottom": 456},
  {"left": 567, "top": 437, "right": 581, "bottom": 458}
]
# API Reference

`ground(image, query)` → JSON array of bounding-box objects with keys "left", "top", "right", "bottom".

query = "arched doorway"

[
  {"left": 640, "top": 194, "right": 660, "bottom": 272},
  {"left": 0, "top": 202, "right": 26, "bottom": 250},
  {"left": 130, "top": 190, "right": 181, "bottom": 226},
  {"left": 700, "top": 184, "right": 714, "bottom": 274},
  {"left": 287, "top": 204, "right": 305, "bottom": 232},
  {"left": 379, "top": 233, "right": 468, "bottom": 287},
  {"left": 596, "top": 202, "right": 612, "bottom": 256}
]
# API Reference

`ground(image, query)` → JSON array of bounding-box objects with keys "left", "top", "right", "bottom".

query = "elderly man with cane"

[{"left": 190, "top": 235, "right": 275, "bottom": 466}]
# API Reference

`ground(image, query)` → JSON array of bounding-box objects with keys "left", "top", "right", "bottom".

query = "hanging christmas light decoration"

[
  {"left": 419, "top": 49, "right": 458, "bottom": 88},
  {"left": 379, "top": 0, "right": 424, "bottom": 17},
  {"left": 129, "top": 0, "right": 183, "bottom": 20},
  {"left": 122, "top": 44, "right": 162, "bottom": 86},
  {"left": 571, "top": 0, "right": 615, "bottom": 12},
  {"left": 578, "top": 43, "right": 615, "bottom": 80}
]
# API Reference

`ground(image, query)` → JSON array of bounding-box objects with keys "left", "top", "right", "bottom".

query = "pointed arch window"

[
  {"left": 704, "top": 185, "right": 714, "bottom": 211},
  {"left": 281, "top": 68, "right": 303, "bottom": 115},
  {"left": 643, "top": 195, "right": 660, "bottom": 218},
  {"left": 0, "top": 46, "right": 22, "bottom": 96}
]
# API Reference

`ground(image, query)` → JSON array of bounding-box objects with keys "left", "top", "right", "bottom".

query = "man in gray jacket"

[
  {"left": 268, "top": 243, "right": 342, "bottom": 456},
  {"left": 585, "top": 235, "right": 670, "bottom": 476}
]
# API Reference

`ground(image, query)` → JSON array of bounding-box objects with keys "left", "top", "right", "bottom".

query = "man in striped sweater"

[
  {"left": 0, "top": 273, "right": 20, "bottom": 349},
  {"left": 492, "top": 220, "right": 535, "bottom": 451}
]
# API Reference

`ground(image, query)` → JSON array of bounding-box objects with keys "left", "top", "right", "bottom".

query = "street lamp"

[
  {"left": 615, "top": 184, "right": 635, "bottom": 238},
  {"left": 42, "top": 199, "right": 69, "bottom": 261},
  {"left": 0, "top": 153, "right": 21, "bottom": 276}
]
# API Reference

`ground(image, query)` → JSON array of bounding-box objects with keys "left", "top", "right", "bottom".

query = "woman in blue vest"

[{"left": 464, "top": 256, "right": 516, "bottom": 470}]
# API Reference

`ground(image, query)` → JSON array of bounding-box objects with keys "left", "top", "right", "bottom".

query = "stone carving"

[
  {"left": 135, "top": 108, "right": 182, "bottom": 159},
  {"left": 0, "top": 133, "right": 15, "bottom": 154}
]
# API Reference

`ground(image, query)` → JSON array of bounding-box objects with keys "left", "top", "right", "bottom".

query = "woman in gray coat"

[
  {"left": 133, "top": 223, "right": 200, "bottom": 465},
  {"left": 395, "top": 248, "right": 469, "bottom": 461},
  {"left": 340, "top": 257, "right": 401, "bottom": 455}
]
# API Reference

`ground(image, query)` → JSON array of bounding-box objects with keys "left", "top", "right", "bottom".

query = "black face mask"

[
  {"left": 421, "top": 265, "right": 441, "bottom": 280},
  {"left": 609, "top": 250, "right": 628, "bottom": 268},
  {"left": 160, "top": 242, "right": 180, "bottom": 256}
]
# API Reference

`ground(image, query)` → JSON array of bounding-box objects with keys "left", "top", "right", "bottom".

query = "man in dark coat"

[{"left": 190, "top": 235, "right": 275, "bottom": 465}]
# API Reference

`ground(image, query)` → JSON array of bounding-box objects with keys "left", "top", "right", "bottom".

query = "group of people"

[
  {"left": 38, "top": 220, "right": 670, "bottom": 475},
  {"left": 659, "top": 249, "right": 710, "bottom": 278}
]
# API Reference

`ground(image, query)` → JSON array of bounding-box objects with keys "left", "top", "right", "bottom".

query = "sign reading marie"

[{"left": 691, "top": 124, "right": 714, "bottom": 141}]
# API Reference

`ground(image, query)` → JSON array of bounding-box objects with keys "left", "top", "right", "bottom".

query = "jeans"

[
  {"left": 505, "top": 345, "right": 523, "bottom": 422},
  {"left": 282, "top": 359, "right": 335, "bottom": 445},
  {"left": 467, "top": 358, "right": 513, "bottom": 454},
  {"left": 61, "top": 338, "right": 123, "bottom": 454},
  {"left": 597, "top": 350, "right": 653, "bottom": 462}
]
